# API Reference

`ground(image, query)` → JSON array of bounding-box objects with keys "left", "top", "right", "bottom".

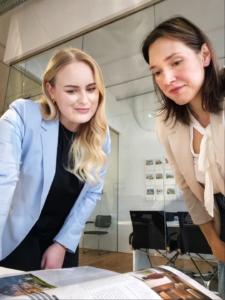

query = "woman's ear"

[
  {"left": 45, "top": 82, "right": 55, "bottom": 100},
  {"left": 201, "top": 43, "right": 211, "bottom": 67}
]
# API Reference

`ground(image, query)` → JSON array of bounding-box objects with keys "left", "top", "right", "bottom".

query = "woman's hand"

[
  {"left": 199, "top": 221, "right": 225, "bottom": 263},
  {"left": 211, "top": 239, "right": 225, "bottom": 263},
  {"left": 41, "top": 242, "right": 66, "bottom": 269}
]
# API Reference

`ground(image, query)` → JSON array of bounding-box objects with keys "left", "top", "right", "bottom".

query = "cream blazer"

[{"left": 156, "top": 100, "right": 225, "bottom": 236}]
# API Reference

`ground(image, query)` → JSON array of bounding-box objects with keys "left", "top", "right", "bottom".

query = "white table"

[
  {"left": 118, "top": 220, "right": 180, "bottom": 271},
  {"left": 166, "top": 221, "right": 179, "bottom": 227},
  {"left": 118, "top": 221, "right": 179, "bottom": 227},
  {"left": 133, "top": 221, "right": 180, "bottom": 271},
  {"left": 118, "top": 221, "right": 132, "bottom": 225}
]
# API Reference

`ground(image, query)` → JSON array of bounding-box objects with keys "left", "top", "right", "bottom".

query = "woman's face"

[
  {"left": 46, "top": 61, "right": 99, "bottom": 131},
  {"left": 148, "top": 37, "right": 210, "bottom": 106}
]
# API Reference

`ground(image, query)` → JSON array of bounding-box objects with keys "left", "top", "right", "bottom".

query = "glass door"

[{"left": 81, "top": 128, "right": 119, "bottom": 253}]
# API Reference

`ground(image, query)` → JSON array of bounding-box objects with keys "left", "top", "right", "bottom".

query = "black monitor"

[
  {"left": 130, "top": 210, "right": 164, "bottom": 223},
  {"left": 129, "top": 210, "right": 165, "bottom": 249}
]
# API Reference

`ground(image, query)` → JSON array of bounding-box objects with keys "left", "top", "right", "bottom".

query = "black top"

[{"left": 31, "top": 123, "right": 84, "bottom": 240}]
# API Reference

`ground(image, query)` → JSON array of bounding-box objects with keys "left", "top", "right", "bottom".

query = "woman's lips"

[
  {"left": 169, "top": 86, "right": 184, "bottom": 94},
  {"left": 75, "top": 108, "right": 90, "bottom": 113}
]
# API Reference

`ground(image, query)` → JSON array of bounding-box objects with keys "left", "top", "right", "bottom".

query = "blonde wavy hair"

[{"left": 39, "top": 48, "right": 107, "bottom": 184}]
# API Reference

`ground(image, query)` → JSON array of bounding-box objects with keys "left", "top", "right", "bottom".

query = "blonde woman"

[{"left": 0, "top": 48, "right": 111, "bottom": 271}]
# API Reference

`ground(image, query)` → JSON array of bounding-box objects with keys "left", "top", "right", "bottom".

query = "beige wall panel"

[{"left": 0, "top": 62, "right": 9, "bottom": 115}]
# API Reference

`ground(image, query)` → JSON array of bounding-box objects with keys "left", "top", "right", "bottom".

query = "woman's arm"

[
  {"left": 156, "top": 116, "right": 224, "bottom": 261},
  {"left": 0, "top": 103, "right": 24, "bottom": 249},
  {"left": 199, "top": 221, "right": 225, "bottom": 262},
  {"left": 156, "top": 115, "right": 213, "bottom": 225}
]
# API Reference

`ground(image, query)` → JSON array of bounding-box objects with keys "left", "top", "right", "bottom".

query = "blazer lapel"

[
  {"left": 40, "top": 119, "right": 59, "bottom": 208},
  {"left": 168, "top": 122, "right": 204, "bottom": 203}
]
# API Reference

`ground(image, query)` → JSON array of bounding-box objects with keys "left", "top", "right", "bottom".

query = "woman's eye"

[
  {"left": 87, "top": 87, "right": 96, "bottom": 92},
  {"left": 67, "top": 90, "right": 76, "bottom": 94},
  {"left": 173, "top": 60, "right": 182, "bottom": 66},
  {"left": 153, "top": 71, "right": 161, "bottom": 77}
]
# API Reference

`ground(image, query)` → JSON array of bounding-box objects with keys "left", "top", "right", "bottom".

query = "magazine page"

[
  {"left": 0, "top": 266, "right": 117, "bottom": 287},
  {"left": 1, "top": 274, "right": 163, "bottom": 300},
  {"left": 0, "top": 272, "right": 56, "bottom": 299},
  {"left": 1, "top": 265, "right": 221, "bottom": 300},
  {"left": 0, "top": 267, "right": 116, "bottom": 299},
  {"left": 128, "top": 265, "right": 221, "bottom": 300},
  {"left": 31, "top": 266, "right": 118, "bottom": 287},
  {"left": 0, "top": 268, "right": 23, "bottom": 277}
]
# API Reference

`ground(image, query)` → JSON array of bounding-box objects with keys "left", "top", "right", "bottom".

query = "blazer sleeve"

[
  {"left": 156, "top": 115, "right": 213, "bottom": 225},
  {"left": 0, "top": 102, "right": 24, "bottom": 244},
  {"left": 53, "top": 127, "right": 111, "bottom": 252}
]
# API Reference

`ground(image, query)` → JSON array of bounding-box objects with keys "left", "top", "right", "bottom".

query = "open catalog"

[{"left": 0, "top": 265, "right": 222, "bottom": 300}]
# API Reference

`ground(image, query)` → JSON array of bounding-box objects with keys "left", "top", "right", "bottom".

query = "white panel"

[
  {"left": 118, "top": 225, "right": 133, "bottom": 253},
  {"left": 4, "top": 0, "right": 161, "bottom": 64},
  {"left": 155, "top": 0, "right": 225, "bottom": 59}
]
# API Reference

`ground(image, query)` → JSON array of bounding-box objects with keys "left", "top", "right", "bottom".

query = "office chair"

[
  {"left": 177, "top": 212, "right": 218, "bottom": 290},
  {"left": 129, "top": 211, "right": 179, "bottom": 267},
  {"left": 82, "top": 215, "right": 112, "bottom": 255}
]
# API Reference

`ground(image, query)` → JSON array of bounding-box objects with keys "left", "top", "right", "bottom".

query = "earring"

[{"left": 52, "top": 98, "right": 55, "bottom": 104}]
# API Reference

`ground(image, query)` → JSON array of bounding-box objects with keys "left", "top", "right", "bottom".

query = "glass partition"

[
  {"left": 81, "top": 128, "right": 119, "bottom": 254},
  {"left": 82, "top": 5, "right": 169, "bottom": 256},
  {"left": 2, "top": 4, "right": 170, "bottom": 259},
  {"left": 4, "top": 0, "right": 223, "bottom": 276},
  {"left": 4, "top": 36, "right": 83, "bottom": 109},
  {"left": 4, "top": 63, "right": 42, "bottom": 111}
]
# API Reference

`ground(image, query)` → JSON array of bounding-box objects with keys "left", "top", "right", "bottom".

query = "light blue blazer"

[{"left": 0, "top": 99, "right": 111, "bottom": 260}]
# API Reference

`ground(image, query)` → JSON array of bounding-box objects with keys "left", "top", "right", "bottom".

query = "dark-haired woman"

[{"left": 141, "top": 16, "right": 224, "bottom": 298}]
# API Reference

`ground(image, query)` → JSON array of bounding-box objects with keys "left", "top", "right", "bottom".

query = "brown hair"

[
  {"left": 39, "top": 48, "right": 107, "bottom": 184},
  {"left": 141, "top": 16, "right": 224, "bottom": 125}
]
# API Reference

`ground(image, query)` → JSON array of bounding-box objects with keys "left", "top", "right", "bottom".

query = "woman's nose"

[
  {"left": 163, "top": 70, "right": 176, "bottom": 85},
  {"left": 78, "top": 91, "right": 89, "bottom": 104}
]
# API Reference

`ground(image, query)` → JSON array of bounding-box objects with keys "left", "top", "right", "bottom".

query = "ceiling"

[{"left": 0, "top": 0, "right": 31, "bottom": 16}]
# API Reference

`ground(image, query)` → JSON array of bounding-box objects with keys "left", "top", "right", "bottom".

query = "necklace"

[{"left": 61, "top": 123, "right": 75, "bottom": 145}]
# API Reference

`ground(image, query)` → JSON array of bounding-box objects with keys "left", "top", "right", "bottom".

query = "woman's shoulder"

[
  {"left": 10, "top": 98, "right": 40, "bottom": 111},
  {"left": 6, "top": 99, "right": 46, "bottom": 130},
  {"left": 10, "top": 99, "right": 42, "bottom": 121}
]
